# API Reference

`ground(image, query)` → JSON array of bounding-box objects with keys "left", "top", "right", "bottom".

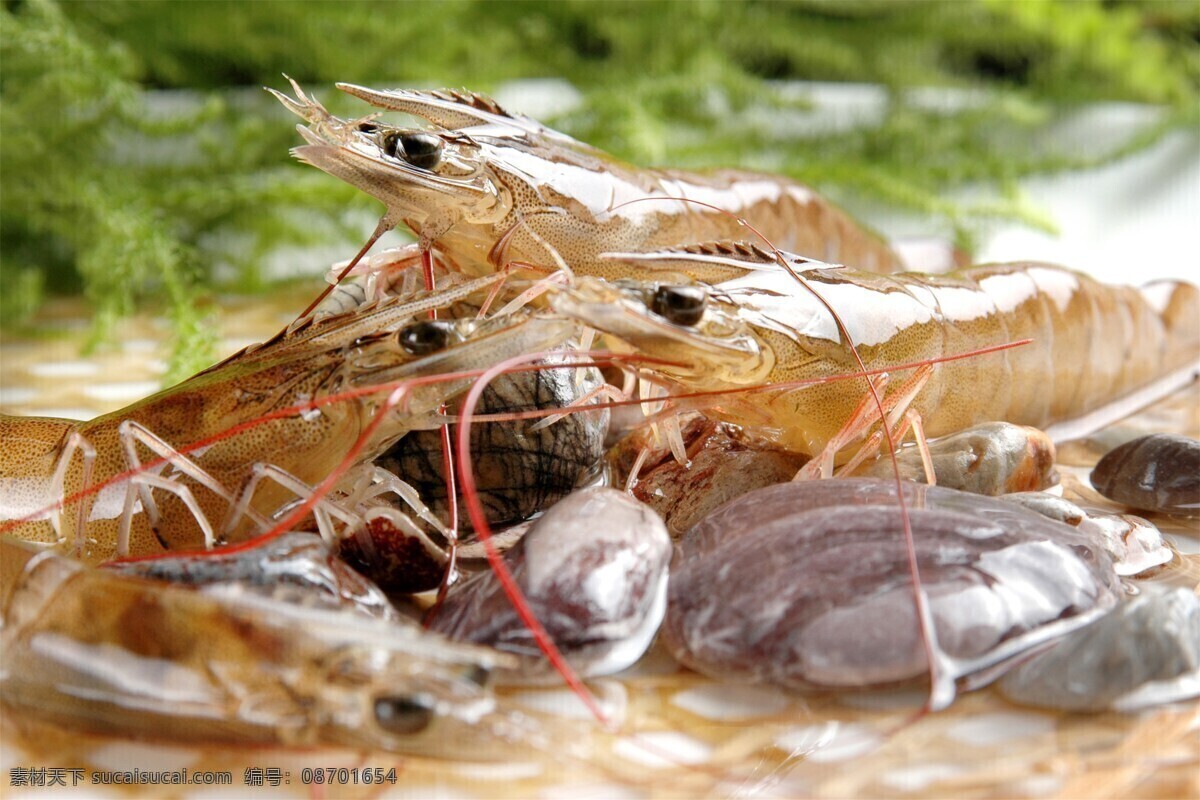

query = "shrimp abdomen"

[{"left": 913, "top": 264, "right": 1197, "bottom": 435}]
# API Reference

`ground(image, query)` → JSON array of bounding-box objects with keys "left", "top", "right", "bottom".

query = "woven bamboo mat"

[{"left": 2, "top": 291, "right": 1197, "bottom": 800}]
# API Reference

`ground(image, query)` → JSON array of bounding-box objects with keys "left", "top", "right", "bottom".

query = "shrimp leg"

[
  {"left": 224, "top": 463, "right": 364, "bottom": 544},
  {"left": 116, "top": 420, "right": 243, "bottom": 532},
  {"left": 46, "top": 431, "right": 95, "bottom": 552},
  {"left": 795, "top": 365, "right": 933, "bottom": 480}
]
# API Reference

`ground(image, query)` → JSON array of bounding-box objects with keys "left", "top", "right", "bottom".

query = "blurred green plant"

[{"left": 2, "top": 0, "right": 1196, "bottom": 377}]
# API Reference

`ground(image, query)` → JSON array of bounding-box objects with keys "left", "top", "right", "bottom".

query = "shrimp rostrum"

[
  {"left": 269, "top": 79, "right": 903, "bottom": 287},
  {"left": 549, "top": 242, "right": 1200, "bottom": 470},
  {"left": 0, "top": 282, "right": 575, "bottom": 564}
]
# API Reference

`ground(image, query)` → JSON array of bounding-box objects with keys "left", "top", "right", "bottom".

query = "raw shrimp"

[
  {"left": 0, "top": 295, "right": 575, "bottom": 563},
  {"left": 269, "top": 80, "right": 903, "bottom": 292},
  {"left": 663, "top": 479, "right": 1122, "bottom": 693},
  {"left": 549, "top": 245, "right": 1200, "bottom": 466},
  {"left": 0, "top": 535, "right": 519, "bottom": 755},
  {"left": 107, "top": 530, "right": 399, "bottom": 620}
]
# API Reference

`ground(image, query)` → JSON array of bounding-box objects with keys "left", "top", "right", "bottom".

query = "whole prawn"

[
  {"left": 0, "top": 534, "right": 525, "bottom": 756},
  {"left": 0, "top": 285, "right": 575, "bottom": 564},
  {"left": 548, "top": 242, "right": 1200, "bottom": 470},
  {"left": 269, "top": 79, "right": 904, "bottom": 298}
]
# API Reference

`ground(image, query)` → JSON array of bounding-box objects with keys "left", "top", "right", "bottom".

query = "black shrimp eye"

[
  {"left": 397, "top": 320, "right": 457, "bottom": 355},
  {"left": 382, "top": 131, "right": 443, "bottom": 170},
  {"left": 381, "top": 131, "right": 402, "bottom": 158},
  {"left": 462, "top": 663, "right": 490, "bottom": 688},
  {"left": 398, "top": 131, "right": 443, "bottom": 170},
  {"left": 652, "top": 285, "right": 708, "bottom": 326},
  {"left": 356, "top": 121, "right": 380, "bottom": 134},
  {"left": 373, "top": 695, "right": 435, "bottom": 735}
]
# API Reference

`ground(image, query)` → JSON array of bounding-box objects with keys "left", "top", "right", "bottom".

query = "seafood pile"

[{"left": 2, "top": 82, "right": 1199, "bottom": 795}]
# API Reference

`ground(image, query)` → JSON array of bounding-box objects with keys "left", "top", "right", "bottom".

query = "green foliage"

[
  {"left": 1, "top": 0, "right": 370, "bottom": 375},
  {"left": 3, "top": 0, "right": 1196, "bottom": 368}
]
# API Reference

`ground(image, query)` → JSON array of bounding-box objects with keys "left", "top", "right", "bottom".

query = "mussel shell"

[
  {"left": 999, "top": 587, "right": 1200, "bottom": 711},
  {"left": 379, "top": 361, "right": 608, "bottom": 530},
  {"left": 664, "top": 479, "right": 1122, "bottom": 692},
  {"left": 1090, "top": 434, "right": 1200, "bottom": 515},
  {"left": 429, "top": 488, "right": 671, "bottom": 683}
]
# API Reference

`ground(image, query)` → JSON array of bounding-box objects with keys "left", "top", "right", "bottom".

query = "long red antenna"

[
  {"left": 295, "top": 213, "right": 395, "bottom": 320},
  {"left": 454, "top": 349, "right": 618, "bottom": 730},
  {"left": 609, "top": 194, "right": 950, "bottom": 713}
]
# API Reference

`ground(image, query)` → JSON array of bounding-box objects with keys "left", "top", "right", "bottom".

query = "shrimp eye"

[
  {"left": 373, "top": 695, "right": 434, "bottom": 735},
  {"left": 383, "top": 131, "right": 443, "bottom": 170},
  {"left": 652, "top": 285, "right": 707, "bottom": 326},
  {"left": 356, "top": 121, "right": 380, "bottom": 134},
  {"left": 400, "top": 132, "right": 443, "bottom": 169},
  {"left": 382, "top": 131, "right": 401, "bottom": 158},
  {"left": 398, "top": 320, "right": 456, "bottom": 355},
  {"left": 462, "top": 663, "right": 490, "bottom": 687}
]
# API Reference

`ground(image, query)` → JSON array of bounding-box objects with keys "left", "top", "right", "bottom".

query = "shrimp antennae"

[
  {"left": 454, "top": 350, "right": 622, "bottom": 730},
  {"left": 420, "top": 247, "right": 462, "bottom": 619},
  {"left": 609, "top": 194, "right": 951, "bottom": 714},
  {"left": 295, "top": 214, "right": 397, "bottom": 320},
  {"left": 453, "top": 339, "right": 1032, "bottom": 426}
]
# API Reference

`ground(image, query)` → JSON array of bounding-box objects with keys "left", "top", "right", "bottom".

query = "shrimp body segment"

[
  {"left": 550, "top": 249, "right": 1200, "bottom": 456},
  {"left": 271, "top": 81, "right": 903, "bottom": 280},
  {"left": 0, "top": 299, "right": 576, "bottom": 563}
]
